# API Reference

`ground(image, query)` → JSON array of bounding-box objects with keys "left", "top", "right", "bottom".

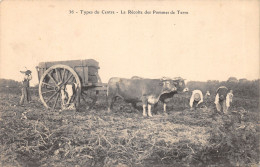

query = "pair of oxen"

[
  {"left": 107, "top": 76, "right": 188, "bottom": 117},
  {"left": 107, "top": 77, "right": 233, "bottom": 117}
]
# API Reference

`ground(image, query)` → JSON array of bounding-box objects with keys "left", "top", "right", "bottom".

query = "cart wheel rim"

[{"left": 39, "top": 64, "right": 81, "bottom": 110}]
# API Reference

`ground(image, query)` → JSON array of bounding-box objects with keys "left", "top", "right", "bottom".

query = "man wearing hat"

[
  {"left": 189, "top": 89, "right": 203, "bottom": 110},
  {"left": 19, "top": 68, "right": 32, "bottom": 105}
]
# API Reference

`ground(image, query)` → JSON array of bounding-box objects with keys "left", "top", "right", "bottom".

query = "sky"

[{"left": 0, "top": 0, "right": 259, "bottom": 86}]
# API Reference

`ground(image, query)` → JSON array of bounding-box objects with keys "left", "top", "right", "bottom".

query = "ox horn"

[
  {"left": 172, "top": 77, "right": 184, "bottom": 80},
  {"left": 160, "top": 76, "right": 171, "bottom": 81}
]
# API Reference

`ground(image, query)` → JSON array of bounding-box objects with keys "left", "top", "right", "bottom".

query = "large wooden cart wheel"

[{"left": 39, "top": 64, "right": 81, "bottom": 110}]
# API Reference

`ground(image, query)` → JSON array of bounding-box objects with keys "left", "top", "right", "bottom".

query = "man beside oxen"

[{"left": 107, "top": 77, "right": 188, "bottom": 117}]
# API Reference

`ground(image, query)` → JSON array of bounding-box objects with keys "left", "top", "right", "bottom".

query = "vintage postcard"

[{"left": 0, "top": 0, "right": 259, "bottom": 166}]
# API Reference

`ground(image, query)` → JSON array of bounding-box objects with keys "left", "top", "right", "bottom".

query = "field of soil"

[{"left": 0, "top": 86, "right": 259, "bottom": 167}]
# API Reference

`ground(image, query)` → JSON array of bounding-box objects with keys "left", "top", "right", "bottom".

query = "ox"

[
  {"left": 107, "top": 77, "right": 188, "bottom": 117},
  {"left": 131, "top": 76, "right": 189, "bottom": 114}
]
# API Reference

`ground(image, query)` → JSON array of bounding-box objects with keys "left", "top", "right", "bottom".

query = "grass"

[{"left": 0, "top": 87, "right": 259, "bottom": 167}]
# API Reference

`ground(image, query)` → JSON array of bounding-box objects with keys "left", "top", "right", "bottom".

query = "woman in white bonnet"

[
  {"left": 189, "top": 89, "right": 203, "bottom": 110},
  {"left": 19, "top": 67, "right": 32, "bottom": 105}
]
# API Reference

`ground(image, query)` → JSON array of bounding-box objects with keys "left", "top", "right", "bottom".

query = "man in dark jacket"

[
  {"left": 19, "top": 69, "right": 32, "bottom": 105},
  {"left": 214, "top": 86, "right": 233, "bottom": 113}
]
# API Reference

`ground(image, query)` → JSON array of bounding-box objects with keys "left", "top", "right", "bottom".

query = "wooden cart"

[{"left": 36, "top": 59, "right": 107, "bottom": 110}]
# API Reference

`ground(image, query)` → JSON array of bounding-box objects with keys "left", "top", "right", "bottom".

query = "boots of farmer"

[
  {"left": 19, "top": 88, "right": 25, "bottom": 105},
  {"left": 27, "top": 87, "right": 32, "bottom": 102},
  {"left": 19, "top": 87, "right": 28, "bottom": 105}
]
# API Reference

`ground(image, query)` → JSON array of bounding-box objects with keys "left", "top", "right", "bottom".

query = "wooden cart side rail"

[
  {"left": 36, "top": 59, "right": 100, "bottom": 85},
  {"left": 36, "top": 65, "right": 101, "bottom": 86}
]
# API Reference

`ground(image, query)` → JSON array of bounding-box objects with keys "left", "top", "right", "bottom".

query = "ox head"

[
  {"left": 160, "top": 77, "right": 178, "bottom": 92},
  {"left": 171, "top": 77, "right": 189, "bottom": 93}
]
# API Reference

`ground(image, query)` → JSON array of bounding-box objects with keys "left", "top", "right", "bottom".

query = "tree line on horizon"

[
  {"left": 187, "top": 77, "right": 259, "bottom": 99},
  {"left": 0, "top": 77, "right": 259, "bottom": 99}
]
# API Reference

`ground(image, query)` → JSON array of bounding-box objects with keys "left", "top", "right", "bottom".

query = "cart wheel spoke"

[
  {"left": 61, "top": 68, "right": 66, "bottom": 82},
  {"left": 53, "top": 93, "right": 60, "bottom": 109},
  {"left": 47, "top": 73, "right": 58, "bottom": 86},
  {"left": 55, "top": 68, "right": 61, "bottom": 83},
  {"left": 42, "top": 90, "right": 56, "bottom": 94},
  {"left": 63, "top": 73, "right": 73, "bottom": 85},
  {"left": 42, "top": 82, "right": 55, "bottom": 88},
  {"left": 46, "top": 92, "right": 58, "bottom": 103}
]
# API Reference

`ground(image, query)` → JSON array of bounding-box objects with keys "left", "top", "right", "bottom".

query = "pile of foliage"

[
  {"left": 0, "top": 106, "right": 209, "bottom": 166},
  {"left": 193, "top": 109, "right": 259, "bottom": 166}
]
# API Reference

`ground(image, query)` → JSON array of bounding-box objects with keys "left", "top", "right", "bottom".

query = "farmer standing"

[
  {"left": 189, "top": 89, "right": 203, "bottom": 110},
  {"left": 19, "top": 68, "right": 32, "bottom": 105}
]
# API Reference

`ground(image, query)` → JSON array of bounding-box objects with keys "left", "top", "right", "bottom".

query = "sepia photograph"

[{"left": 0, "top": 0, "right": 259, "bottom": 166}]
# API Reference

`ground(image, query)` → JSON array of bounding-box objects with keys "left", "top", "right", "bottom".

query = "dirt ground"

[{"left": 0, "top": 87, "right": 259, "bottom": 167}]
